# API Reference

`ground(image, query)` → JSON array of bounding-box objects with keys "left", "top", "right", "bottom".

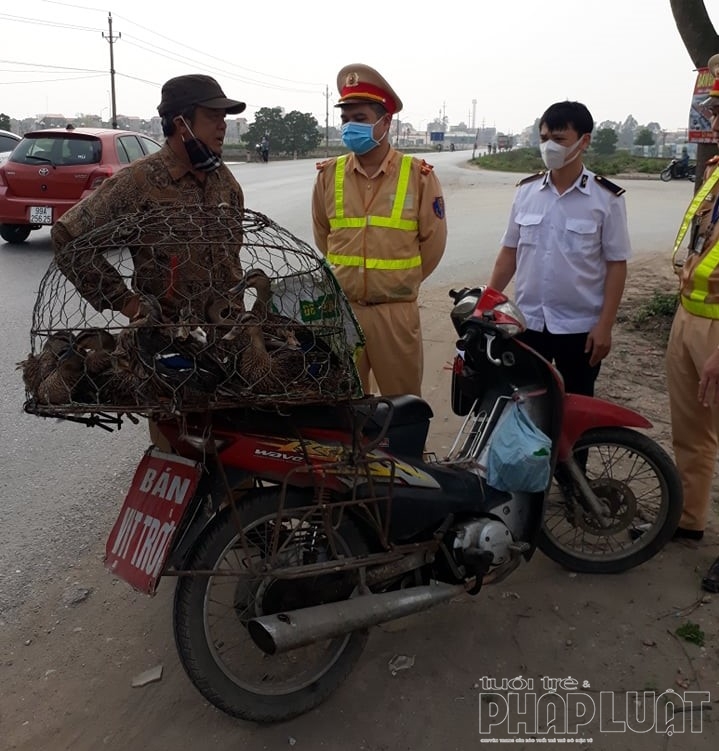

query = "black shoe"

[
  {"left": 673, "top": 527, "right": 704, "bottom": 541},
  {"left": 701, "top": 557, "right": 719, "bottom": 593}
]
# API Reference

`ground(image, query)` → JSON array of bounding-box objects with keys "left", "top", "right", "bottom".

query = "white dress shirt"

[{"left": 500, "top": 167, "right": 631, "bottom": 334}]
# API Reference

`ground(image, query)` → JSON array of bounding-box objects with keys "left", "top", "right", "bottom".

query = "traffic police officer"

[
  {"left": 667, "top": 53, "right": 719, "bottom": 591},
  {"left": 311, "top": 63, "right": 447, "bottom": 397}
]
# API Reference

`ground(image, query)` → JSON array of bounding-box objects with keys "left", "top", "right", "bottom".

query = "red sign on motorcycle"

[{"left": 104, "top": 448, "right": 202, "bottom": 595}]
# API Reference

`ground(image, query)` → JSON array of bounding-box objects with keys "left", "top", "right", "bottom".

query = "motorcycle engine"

[{"left": 452, "top": 519, "right": 513, "bottom": 567}]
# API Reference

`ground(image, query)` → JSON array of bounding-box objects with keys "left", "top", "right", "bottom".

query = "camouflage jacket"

[{"left": 51, "top": 143, "right": 244, "bottom": 317}]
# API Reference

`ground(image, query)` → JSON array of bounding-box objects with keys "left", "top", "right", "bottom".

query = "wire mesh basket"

[{"left": 20, "top": 206, "right": 365, "bottom": 419}]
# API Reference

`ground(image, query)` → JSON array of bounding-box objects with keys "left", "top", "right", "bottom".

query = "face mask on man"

[
  {"left": 179, "top": 116, "right": 222, "bottom": 172},
  {"left": 341, "top": 119, "right": 387, "bottom": 155},
  {"left": 539, "top": 137, "right": 584, "bottom": 171}
]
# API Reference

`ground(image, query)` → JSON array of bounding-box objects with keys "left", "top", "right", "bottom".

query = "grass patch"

[
  {"left": 473, "top": 148, "right": 668, "bottom": 177},
  {"left": 675, "top": 621, "right": 705, "bottom": 646},
  {"left": 632, "top": 291, "right": 679, "bottom": 324},
  {"left": 616, "top": 289, "right": 677, "bottom": 347}
]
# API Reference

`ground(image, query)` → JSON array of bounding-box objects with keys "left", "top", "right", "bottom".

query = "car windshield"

[
  {"left": 10, "top": 135, "right": 101, "bottom": 166},
  {"left": 0, "top": 133, "right": 19, "bottom": 153}
]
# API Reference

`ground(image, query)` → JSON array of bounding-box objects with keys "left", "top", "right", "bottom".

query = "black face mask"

[{"left": 179, "top": 117, "right": 222, "bottom": 173}]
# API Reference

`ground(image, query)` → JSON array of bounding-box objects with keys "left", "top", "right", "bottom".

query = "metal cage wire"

[{"left": 20, "top": 206, "right": 365, "bottom": 417}]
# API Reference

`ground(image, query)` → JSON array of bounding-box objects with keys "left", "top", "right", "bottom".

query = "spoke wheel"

[
  {"left": 173, "top": 488, "right": 369, "bottom": 722},
  {"left": 538, "top": 427, "right": 682, "bottom": 573}
]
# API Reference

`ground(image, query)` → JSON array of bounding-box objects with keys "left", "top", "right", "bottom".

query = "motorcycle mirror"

[{"left": 449, "top": 287, "right": 470, "bottom": 302}]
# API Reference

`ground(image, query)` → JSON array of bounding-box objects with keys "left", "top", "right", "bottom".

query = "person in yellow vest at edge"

[
  {"left": 311, "top": 63, "right": 447, "bottom": 397},
  {"left": 666, "top": 52, "right": 719, "bottom": 593}
]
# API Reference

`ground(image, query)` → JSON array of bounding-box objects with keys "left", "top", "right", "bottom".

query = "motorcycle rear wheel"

[
  {"left": 538, "top": 427, "right": 682, "bottom": 574},
  {"left": 173, "top": 488, "right": 369, "bottom": 722},
  {"left": 659, "top": 167, "right": 673, "bottom": 182}
]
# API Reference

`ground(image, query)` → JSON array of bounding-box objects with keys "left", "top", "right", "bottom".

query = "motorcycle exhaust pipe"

[{"left": 248, "top": 581, "right": 468, "bottom": 655}]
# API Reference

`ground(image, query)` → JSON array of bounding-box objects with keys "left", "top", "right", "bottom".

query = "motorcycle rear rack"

[
  {"left": 196, "top": 418, "right": 405, "bottom": 579},
  {"left": 277, "top": 453, "right": 397, "bottom": 547},
  {"left": 443, "top": 394, "right": 514, "bottom": 467}
]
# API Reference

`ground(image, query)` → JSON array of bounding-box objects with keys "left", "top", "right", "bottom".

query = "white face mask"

[{"left": 539, "top": 137, "right": 584, "bottom": 171}]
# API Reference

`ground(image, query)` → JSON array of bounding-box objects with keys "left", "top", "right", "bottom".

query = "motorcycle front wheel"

[
  {"left": 538, "top": 427, "right": 682, "bottom": 574},
  {"left": 659, "top": 167, "right": 673, "bottom": 182},
  {"left": 173, "top": 488, "right": 369, "bottom": 723}
]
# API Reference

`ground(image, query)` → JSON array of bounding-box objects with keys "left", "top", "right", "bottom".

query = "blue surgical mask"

[{"left": 341, "top": 121, "right": 385, "bottom": 155}]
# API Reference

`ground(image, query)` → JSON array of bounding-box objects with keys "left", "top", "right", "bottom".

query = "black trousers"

[{"left": 518, "top": 327, "right": 601, "bottom": 397}]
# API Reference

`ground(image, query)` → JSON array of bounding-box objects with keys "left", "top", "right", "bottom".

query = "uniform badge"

[
  {"left": 345, "top": 72, "right": 360, "bottom": 88},
  {"left": 420, "top": 160, "right": 434, "bottom": 176},
  {"left": 433, "top": 197, "right": 445, "bottom": 219}
]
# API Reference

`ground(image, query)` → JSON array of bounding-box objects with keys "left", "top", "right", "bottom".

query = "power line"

[
  {"left": 0, "top": 59, "right": 105, "bottom": 74},
  {"left": 0, "top": 12, "right": 100, "bottom": 32},
  {"left": 3, "top": 6, "right": 324, "bottom": 90},
  {"left": 0, "top": 74, "right": 106, "bottom": 85},
  {"left": 113, "top": 14, "right": 325, "bottom": 89},
  {"left": 120, "top": 38, "right": 320, "bottom": 94},
  {"left": 4, "top": 3, "right": 329, "bottom": 119}
]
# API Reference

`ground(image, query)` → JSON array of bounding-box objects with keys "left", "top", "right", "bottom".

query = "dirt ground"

[{"left": 2, "top": 260, "right": 718, "bottom": 751}]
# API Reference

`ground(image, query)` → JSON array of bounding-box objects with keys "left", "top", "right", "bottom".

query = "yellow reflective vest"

[
  {"left": 674, "top": 165, "right": 719, "bottom": 318},
  {"left": 312, "top": 150, "right": 447, "bottom": 304}
]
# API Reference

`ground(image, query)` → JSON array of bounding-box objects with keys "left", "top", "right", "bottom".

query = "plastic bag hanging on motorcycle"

[{"left": 486, "top": 401, "right": 552, "bottom": 493}]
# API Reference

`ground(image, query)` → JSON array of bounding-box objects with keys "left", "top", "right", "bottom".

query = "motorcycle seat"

[
  {"left": 361, "top": 394, "right": 434, "bottom": 432},
  {"left": 210, "top": 395, "right": 433, "bottom": 434}
]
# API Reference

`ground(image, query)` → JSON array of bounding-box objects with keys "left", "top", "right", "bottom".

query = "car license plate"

[
  {"left": 29, "top": 206, "right": 52, "bottom": 224},
  {"left": 104, "top": 448, "right": 202, "bottom": 595}
]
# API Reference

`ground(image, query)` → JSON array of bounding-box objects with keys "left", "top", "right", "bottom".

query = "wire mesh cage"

[{"left": 21, "top": 206, "right": 365, "bottom": 418}]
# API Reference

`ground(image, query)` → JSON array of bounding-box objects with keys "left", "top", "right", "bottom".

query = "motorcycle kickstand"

[{"left": 561, "top": 457, "right": 614, "bottom": 529}]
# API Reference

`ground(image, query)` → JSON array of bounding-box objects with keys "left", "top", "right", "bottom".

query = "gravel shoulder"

[{"left": 2, "top": 259, "right": 718, "bottom": 751}]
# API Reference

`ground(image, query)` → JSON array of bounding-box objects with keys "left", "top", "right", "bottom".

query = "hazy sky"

[{"left": 0, "top": 0, "right": 712, "bottom": 134}]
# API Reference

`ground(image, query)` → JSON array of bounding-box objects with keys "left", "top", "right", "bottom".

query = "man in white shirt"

[{"left": 487, "top": 100, "right": 631, "bottom": 396}]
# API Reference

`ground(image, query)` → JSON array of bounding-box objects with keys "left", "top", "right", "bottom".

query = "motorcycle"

[
  {"left": 103, "top": 285, "right": 682, "bottom": 723},
  {"left": 660, "top": 158, "right": 696, "bottom": 182}
]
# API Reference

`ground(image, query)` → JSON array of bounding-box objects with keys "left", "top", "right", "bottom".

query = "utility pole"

[
  {"left": 102, "top": 13, "right": 120, "bottom": 129},
  {"left": 325, "top": 84, "right": 329, "bottom": 157}
]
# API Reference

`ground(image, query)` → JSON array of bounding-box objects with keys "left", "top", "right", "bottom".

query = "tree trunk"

[
  {"left": 670, "top": 0, "right": 718, "bottom": 64},
  {"left": 670, "top": 0, "right": 719, "bottom": 181}
]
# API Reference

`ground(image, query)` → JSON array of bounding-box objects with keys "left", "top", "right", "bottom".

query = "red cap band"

[{"left": 338, "top": 82, "right": 397, "bottom": 114}]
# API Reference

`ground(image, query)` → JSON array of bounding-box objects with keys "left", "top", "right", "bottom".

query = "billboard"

[{"left": 688, "top": 66, "right": 714, "bottom": 144}]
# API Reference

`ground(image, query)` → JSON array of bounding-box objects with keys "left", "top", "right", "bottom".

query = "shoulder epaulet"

[
  {"left": 516, "top": 171, "right": 545, "bottom": 187},
  {"left": 707, "top": 156, "right": 719, "bottom": 166},
  {"left": 315, "top": 159, "right": 332, "bottom": 172},
  {"left": 419, "top": 159, "right": 434, "bottom": 176},
  {"left": 595, "top": 174, "right": 625, "bottom": 196}
]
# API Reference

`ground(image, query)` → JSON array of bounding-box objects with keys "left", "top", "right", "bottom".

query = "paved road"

[
  {"left": 0, "top": 155, "right": 693, "bottom": 618},
  {"left": 1, "top": 158, "right": 711, "bottom": 751}
]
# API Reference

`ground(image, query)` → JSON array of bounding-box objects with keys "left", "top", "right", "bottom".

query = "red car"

[{"left": 0, "top": 126, "right": 162, "bottom": 244}]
